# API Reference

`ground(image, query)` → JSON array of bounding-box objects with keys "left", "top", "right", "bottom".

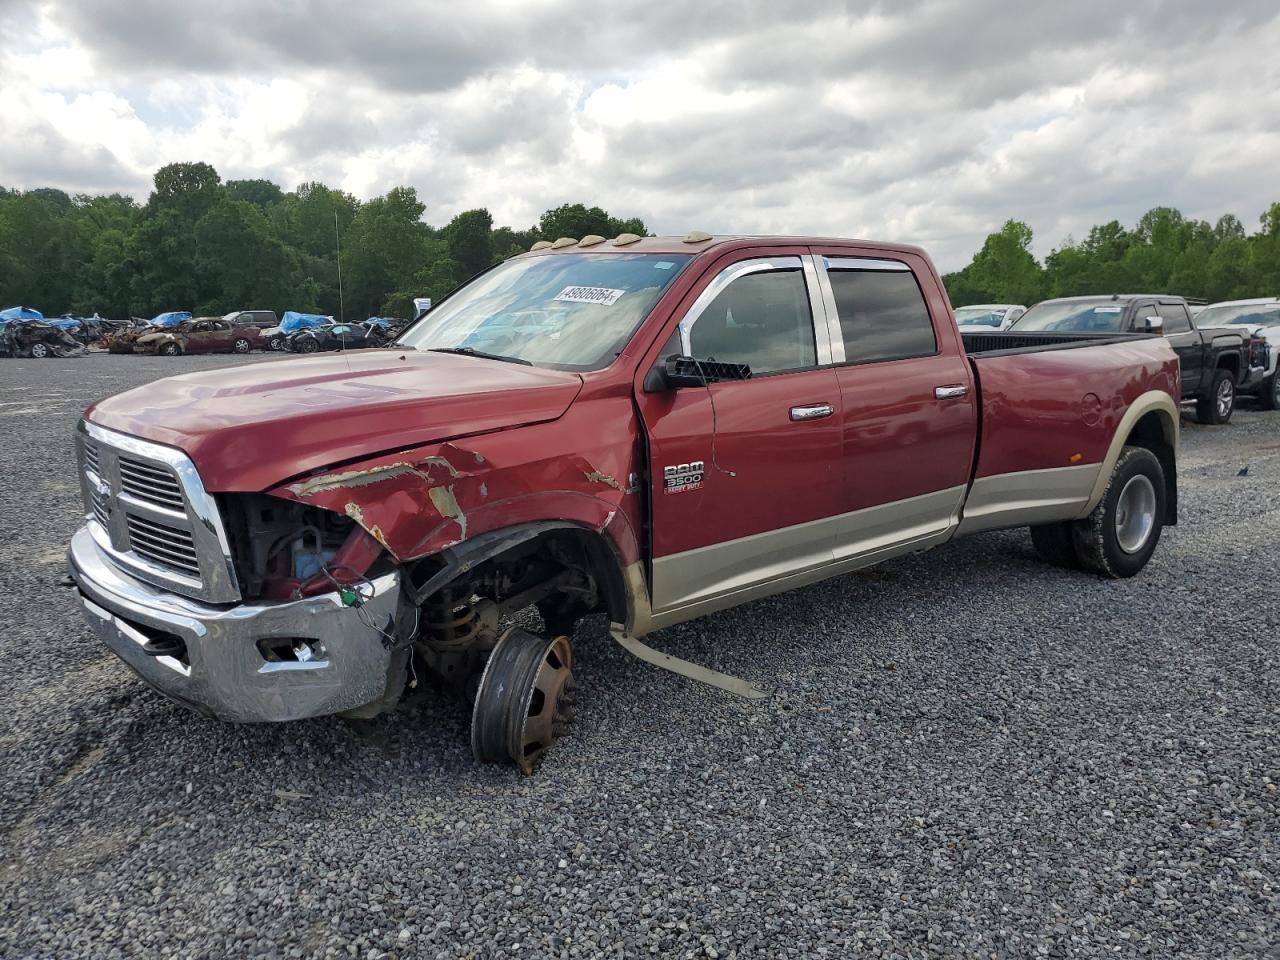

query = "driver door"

[{"left": 635, "top": 252, "right": 844, "bottom": 616}]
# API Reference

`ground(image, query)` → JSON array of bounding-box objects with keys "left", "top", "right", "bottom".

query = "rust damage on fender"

[
  {"left": 427, "top": 486, "right": 467, "bottom": 539},
  {"left": 583, "top": 469, "right": 623, "bottom": 492},
  {"left": 344, "top": 502, "right": 391, "bottom": 551}
]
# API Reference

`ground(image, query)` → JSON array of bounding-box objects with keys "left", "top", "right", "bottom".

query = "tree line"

[
  {"left": 945, "top": 205, "right": 1280, "bottom": 307},
  {"left": 0, "top": 162, "right": 646, "bottom": 320},
  {"left": 4, "top": 162, "right": 1278, "bottom": 319}
]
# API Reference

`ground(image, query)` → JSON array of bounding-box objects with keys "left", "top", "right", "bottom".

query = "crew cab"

[
  {"left": 68, "top": 234, "right": 1180, "bottom": 773},
  {"left": 1011, "top": 294, "right": 1266, "bottom": 423}
]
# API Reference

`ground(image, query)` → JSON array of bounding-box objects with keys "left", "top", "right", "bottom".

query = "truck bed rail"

[{"left": 961, "top": 330, "right": 1156, "bottom": 358}]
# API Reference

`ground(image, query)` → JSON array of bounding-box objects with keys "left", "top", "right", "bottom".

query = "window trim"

[
  {"left": 816, "top": 258, "right": 941, "bottom": 368},
  {"left": 677, "top": 255, "right": 833, "bottom": 373}
]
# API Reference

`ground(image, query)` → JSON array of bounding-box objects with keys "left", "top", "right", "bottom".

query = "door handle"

[
  {"left": 790, "top": 403, "right": 834, "bottom": 421},
  {"left": 934, "top": 385, "right": 968, "bottom": 400}
]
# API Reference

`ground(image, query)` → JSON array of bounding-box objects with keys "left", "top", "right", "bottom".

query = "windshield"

[
  {"left": 1196, "top": 303, "right": 1280, "bottom": 327},
  {"left": 397, "top": 253, "right": 693, "bottom": 369},
  {"left": 1012, "top": 301, "right": 1127, "bottom": 333},
  {"left": 954, "top": 307, "right": 1007, "bottom": 327}
]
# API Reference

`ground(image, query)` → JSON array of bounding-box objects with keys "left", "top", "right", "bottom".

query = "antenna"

[{"left": 334, "top": 210, "right": 344, "bottom": 324}]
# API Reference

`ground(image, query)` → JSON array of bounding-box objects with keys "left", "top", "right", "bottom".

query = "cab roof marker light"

[
  {"left": 612, "top": 233, "right": 642, "bottom": 246},
  {"left": 578, "top": 235, "right": 606, "bottom": 247},
  {"left": 529, "top": 240, "right": 552, "bottom": 251},
  {"left": 684, "top": 230, "right": 713, "bottom": 243},
  {"left": 551, "top": 237, "right": 578, "bottom": 249}
]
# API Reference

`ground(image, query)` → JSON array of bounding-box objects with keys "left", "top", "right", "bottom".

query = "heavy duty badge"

[{"left": 662, "top": 461, "right": 704, "bottom": 494}]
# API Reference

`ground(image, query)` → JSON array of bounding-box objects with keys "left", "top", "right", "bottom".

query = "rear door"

[
  {"left": 635, "top": 252, "right": 844, "bottom": 615},
  {"left": 810, "top": 250, "right": 977, "bottom": 560},
  {"left": 1152, "top": 300, "right": 1200, "bottom": 395}
]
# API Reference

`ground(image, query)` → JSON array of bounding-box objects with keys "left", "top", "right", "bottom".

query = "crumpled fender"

[{"left": 268, "top": 431, "right": 642, "bottom": 568}]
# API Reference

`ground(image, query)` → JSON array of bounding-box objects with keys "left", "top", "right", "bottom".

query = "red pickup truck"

[{"left": 69, "top": 234, "right": 1180, "bottom": 772}]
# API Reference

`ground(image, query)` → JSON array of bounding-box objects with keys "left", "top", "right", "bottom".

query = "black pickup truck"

[{"left": 1010, "top": 294, "right": 1268, "bottom": 424}]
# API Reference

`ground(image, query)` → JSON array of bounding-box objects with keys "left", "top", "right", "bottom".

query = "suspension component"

[{"left": 418, "top": 588, "right": 499, "bottom": 694}]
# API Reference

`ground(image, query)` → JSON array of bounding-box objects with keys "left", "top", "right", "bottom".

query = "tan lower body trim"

[
  {"left": 638, "top": 486, "right": 965, "bottom": 634},
  {"left": 956, "top": 464, "right": 1101, "bottom": 536}
]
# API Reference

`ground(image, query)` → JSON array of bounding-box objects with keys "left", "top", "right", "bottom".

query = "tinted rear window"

[{"left": 828, "top": 270, "right": 937, "bottom": 364}]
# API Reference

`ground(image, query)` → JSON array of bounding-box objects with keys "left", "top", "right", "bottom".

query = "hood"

[
  {"left": 135, "top": 331, "right": 169, "bottom": 343},
  {"left": 87, "top": 349, "right": 584, "bottom": 492}
]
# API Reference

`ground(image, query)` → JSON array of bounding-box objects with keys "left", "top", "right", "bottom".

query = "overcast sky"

[{"left": 1, "top": 0, "right": 1278, "bottom": 269}]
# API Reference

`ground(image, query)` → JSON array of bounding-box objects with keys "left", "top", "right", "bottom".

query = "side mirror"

[
  {"left": 642, "top": 354, "right": 752, "bottom": 392},
  {"left": 1143, "top": 316, "right": 1164, "bottom": 333}
]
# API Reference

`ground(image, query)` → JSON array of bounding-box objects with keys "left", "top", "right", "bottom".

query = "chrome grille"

[
  {"left": 76, "top": 420, "right": 241, "bottom": 603},
  {"left": 125, "top": 515, "right": 201, "bottom": 575},
  {"left": 118, "top": 454, "right": 186, "bottom": 511},
  {"left": 84, "top": 438, "right": 101, "bottom": 476}
]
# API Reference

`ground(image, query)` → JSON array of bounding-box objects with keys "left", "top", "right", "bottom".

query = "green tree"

[
  {"left": 538, "top": 203, "right": 648, "bottom": 241},
  {"left": 964, "top": 220, "right": 1044, "bottom": 305},
  {"left": 225, "top": 178, "right": 285, "bottom": 209},
  {"left": 443, "top": 208, "right": 494, "bottom": 278},
  {"left": 342, "top": 186, "right": 430, "bottom": 319}
]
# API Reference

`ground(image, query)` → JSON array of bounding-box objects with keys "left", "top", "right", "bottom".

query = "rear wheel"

[
  {"left": 1263, "top": 370, "right": 1280, "bottom": 411},
  {"left": 232, "top": 337, "right": 252, "bottom": 353},
  {"left": 1072, "top": 446, "right": 1165, "bottom": 578},
  {"left": 1030, "top": 521, "right": 1080, "bottom": 569},
  {"left": 1196, "top": 368, "right": 1235, "bottom": 424},
  {"left": 471, "top": 629, "right": 575, "bottom": 775}
]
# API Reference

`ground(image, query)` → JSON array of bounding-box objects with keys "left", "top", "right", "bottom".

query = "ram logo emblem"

[{"left": 662, "top": 461, "right": 705, "bottom": 495}]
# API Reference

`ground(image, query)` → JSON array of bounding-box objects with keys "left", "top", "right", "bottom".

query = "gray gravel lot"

[{"left": 0, "top": 353, "right": 1277, "bottom": 959}]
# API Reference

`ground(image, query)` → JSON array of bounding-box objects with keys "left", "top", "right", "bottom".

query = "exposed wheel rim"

[
  {"left": 1115, "top": 474, "right": 1157, "bottom": 554},
  {"left": 30, "top": 343, "right": 48, "bottom": 358},
  {"left": 234, "top": 339, "right": 251, "bottom": 353},
  {"left": 1216, "top": 377, "right": 1234, "bottom": 418},
  {"left": 161, "top": 343, "right": 178, "bottom": 355},
  {"left": 471, "top": 629, "right": 575, "bottom": 774}
]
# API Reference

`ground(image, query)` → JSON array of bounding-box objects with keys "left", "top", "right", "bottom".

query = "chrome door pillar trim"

[
  {"left": 800, "top": 254, "right": 835, "bottom": 366},
  {"left": 677, "top": 255, "right": 805, "bottom": 356},
  {"left": 811, "top": 260, "right": 846, "bottom": 364}
]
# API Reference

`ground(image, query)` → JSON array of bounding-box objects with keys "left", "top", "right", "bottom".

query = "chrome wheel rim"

[
  {"left": 234, "top": 339, "right": 250, "bottom": 353},
  {"left": 1115, "top": 474, "right": 1157, "bottom": 554},
  {"left": 1216, "top": 378, "right": 1233, "bottom": 418}
]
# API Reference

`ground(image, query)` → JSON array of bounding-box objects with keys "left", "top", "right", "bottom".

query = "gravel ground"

[{"left": 0, "top": 353, "right": 1277, "bottom": 959}]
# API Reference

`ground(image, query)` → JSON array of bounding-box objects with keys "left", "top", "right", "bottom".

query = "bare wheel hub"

[{"left": 471, "top": 628, "right": 575, "bottom": 774}]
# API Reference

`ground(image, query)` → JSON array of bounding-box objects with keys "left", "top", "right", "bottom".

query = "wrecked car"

[
  {"left": 134, "top": 317, "right": 261, "bottom": 355},
  {"left": 265, "top": 311, "right": 330, "bottom": 351},
  {"left": 68, "top": 233, "right": 1181, "bottom": 773},
  {"left": 286, "top": 322, "right": 378, "bottom": 353},
  {"left": 1, "top": 318, "right": 88, "bottom": 358}
]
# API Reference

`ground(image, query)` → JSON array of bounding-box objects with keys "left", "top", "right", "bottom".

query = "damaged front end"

[{"left": 67, "top": 422, "right": 416, "bottom": 722}]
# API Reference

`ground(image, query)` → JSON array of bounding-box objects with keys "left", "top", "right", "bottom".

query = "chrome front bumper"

[{"left": 67, "top": 525, "right": 403, "bottom": 722}]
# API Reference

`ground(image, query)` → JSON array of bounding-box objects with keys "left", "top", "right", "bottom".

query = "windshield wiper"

[{"left": 428, "top": 346, "right": 532, "bottom": 366}]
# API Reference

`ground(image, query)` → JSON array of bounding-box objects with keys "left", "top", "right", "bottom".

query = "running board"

[{"left": 609, "top": 625, "right": 769, "bottom": 700}]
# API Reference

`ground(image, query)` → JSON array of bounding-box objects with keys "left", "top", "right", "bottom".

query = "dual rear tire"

[{"left": 1030, "top": 446, "right": 1166, "bottom": 578}]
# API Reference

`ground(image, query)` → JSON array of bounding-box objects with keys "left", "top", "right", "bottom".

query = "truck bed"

[
  {"left": 961, "top": 330, "right": 1157, "bottom": 358},
  {"left": 963, "top": 331, "right": 1180, "bottom": 486}
]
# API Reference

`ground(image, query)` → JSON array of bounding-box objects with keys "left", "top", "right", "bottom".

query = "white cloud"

[{"left": 1, "top": 0, "right": 1278, "bottom": 269}]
